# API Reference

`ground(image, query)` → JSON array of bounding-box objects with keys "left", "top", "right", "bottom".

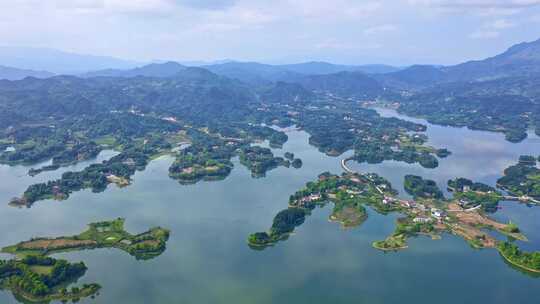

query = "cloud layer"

[{"left": 1, "top": 0, "right": 539, "bottom": 65}]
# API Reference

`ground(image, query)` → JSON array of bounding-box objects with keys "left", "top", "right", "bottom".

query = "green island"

[
  {"left": 2, "top": 218, "right": 170, "bottom": 260},
  {"left": 239, "top": 146, "right": 290, "bottom": 177},
  {"left": 10, "top": 142, "right": 163, "bottom": 207},
  {"left": 248, "top": 208, "right": 308, "bottom": 248},
  {"left": 0, "top": 255, "right": 100, "bottom": 303},
  {"left": 7, "top": 116, "right": 303, "bottom": 206},
  {"left": 0, "top": 111, "right": 181, "bottom": 169},
  {"left": 497, "top": 155, "right": 540, "bottom": 203},
  {"left": 404, "top": 175, "right": 444, "bottom": 199},
  {"left": 168, "top": 136, "right": 236, "bottom": 184},
  {"left": 0, "top": 218, "right": 170, "bottom": 302},
  {"left": 0, "top": 133, "right": 102, "bottom": 169},
  {"left": 353, "top": 133, "right": 443, "bottom": 169},
  {"left": 28, "top": 142, "right": 102, "bottom": 176},
  {"left": 284, "top": 152, "right": 294, "bottom": 161},
  {"left": 290, "top": 99, "right": 448, "bottom": 168},
  {"left": 291, "top": 158, "right": 303, "bottom": 168}
]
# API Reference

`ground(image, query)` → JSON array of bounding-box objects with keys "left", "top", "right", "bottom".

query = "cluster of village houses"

[
  {"left": 292, "top": 193, "right": 323, "bottom": 208},
  {"left": 292, "top": 173, "right": 449, "bottom": 225},
  {"left": 380, "top": 195, "right": 447, "bottom": 224}
]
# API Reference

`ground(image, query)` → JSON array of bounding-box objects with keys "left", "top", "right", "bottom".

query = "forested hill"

[
  {"left": 0, "top": 65, "right": 54, "bottom": 80},
  {"left": 443, "top": 38, "right": 540, "bottom": 81},
  {"left": 81, "top": 62, "right": 187, "bottom": 78},
  {"left": 0, "top": 68, "right": 257, "bottom": 130},
  {"left": 392, "top": 39, "right": 540, "bottom": 143},
  {"left": 2, "top": 38, "right": 540, "bottom": 143},
  {"left": 376, "top": 38, "right": 540, "bottom": 88}
]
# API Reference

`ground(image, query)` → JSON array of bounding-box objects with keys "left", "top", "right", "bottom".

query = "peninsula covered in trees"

[{"left": 498, "top": 242, "right": 540, "bottom": 273}]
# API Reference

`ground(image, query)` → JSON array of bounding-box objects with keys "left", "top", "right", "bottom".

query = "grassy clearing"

[
  {"left": 373, "top": 234, "right": 408, "bottom": 251},
  {"left": 94, "top": 135, "right": 117, "bottom": 146},
  {"left": 28, "top": 265, "right": 54, "bottom": 275}
]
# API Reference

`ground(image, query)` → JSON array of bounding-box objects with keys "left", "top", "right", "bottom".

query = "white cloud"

[
  {"left": 287, "top": 0, "right": 381, "bottom": 19},
  {"left": 182, "top": 0, "right": 384, "bottom": 35},
  {"left": 172, "top": 0, "right": 237, "bottom": 10},
  {"left": 409, "top": 0, "right": 540, "bottom": 8},
  {"left": 409, "top": 0, "right": 540, "bottom": 16},
  {"left": 105, "top": 0, "right": 173, "bottom": 14},
  {"left": 315, "top": 39, "right": 382, "bottom": 50},
  {"left": 469, "top": 30, "right": 500, "bottom": 39},
  {"left": 189, "top": 6, "right": 278, "bottom": 34},
  {"left": 57, "top": 0, "right": 104, "bottom": 9},
  {"left": 363, "top": 24, "right": 397, "bottom": 35},
  {"left": 475, "top": 8, "right": 522, "bottom": 16},
  {"left": 469, "top": 18, "right": 516, "bottom": 39},
  {"left": 4, "top": 0, "right": 236, "bottom": 15},
  {"left": 488, "top": 19, "right": 515, "bottom": 29},
  {"left": 530, "top": 14, "right": 540, "bottom": 22},
  {"left": 2, "top": 0, "right": 177, "bottom": 16}
]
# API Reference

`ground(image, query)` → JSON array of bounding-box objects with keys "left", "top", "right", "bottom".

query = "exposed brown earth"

[{"left": 19, "top": 238, "right": 97, "bottom": 250}]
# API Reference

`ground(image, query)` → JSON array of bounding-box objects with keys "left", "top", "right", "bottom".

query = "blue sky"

[{"left": 1, "top": 0, "right": 540, "bottom": 65}]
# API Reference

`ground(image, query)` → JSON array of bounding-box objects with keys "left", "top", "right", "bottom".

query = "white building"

[
  {"left": 413, "top": 217, "right": 432, "bottom": 224},
  {"left": 431, "top": 209, "right": 445, "bottom": 218}
]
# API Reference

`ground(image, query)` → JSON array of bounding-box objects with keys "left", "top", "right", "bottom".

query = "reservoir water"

[{"left": 0, "top": 109, "right": 539, "bottom": 303}]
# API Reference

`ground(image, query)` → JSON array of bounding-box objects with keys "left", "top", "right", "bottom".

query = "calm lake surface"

[{"left": 1, "top": 108, "right": 539, "bottom": 303}]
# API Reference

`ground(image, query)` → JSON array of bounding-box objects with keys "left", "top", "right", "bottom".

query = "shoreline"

[
  {"left": 498, "top": 250, "right": 540, "bottom": 274},
  {"left": 372, "top": 241, "right": 408, "bottom": 251}
]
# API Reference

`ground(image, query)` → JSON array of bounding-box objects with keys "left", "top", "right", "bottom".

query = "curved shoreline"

[
  {"left": 498, "top": 250, "right": 540, "bottom": 274},
  {"left": 372, "top": 241, "right": 408, "bottom": 251},
  {"left": 7, "top": 283, "right": 100, "bottom": 303}
]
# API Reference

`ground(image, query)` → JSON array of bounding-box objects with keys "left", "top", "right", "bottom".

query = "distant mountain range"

[
  {"left": 0, "top": 65, "right": 54, "bottom": 80},
  {"left": 82, "top": 62, "right": 187, "bottom": 78},
  {"left": 202, "top": 61, "right": 400, "bottom": 85},
  {"left": 76, "top": 38, "right": 540, "bottom": 91},
  {"left": 2, "top": 38, "right": 540, "bottom": 93},
  {"left": 442, "top": 38, "right": 540, "bottom": 81},
  {"left": 378, "top": 38, "right": 540, "bottom": 90},
  {"left": 278, "top": 62, "right": 399, "bottom": 75},
  {"left": 82, "top": 60, "right": 401, "bottom": 84},
  {"left": 0, "top": 46, "right": 141, "bottom": 74}
]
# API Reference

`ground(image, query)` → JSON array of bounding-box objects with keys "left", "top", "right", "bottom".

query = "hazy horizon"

[{"left": 1, "top": 1, "right": 540, "bottom": 67}]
